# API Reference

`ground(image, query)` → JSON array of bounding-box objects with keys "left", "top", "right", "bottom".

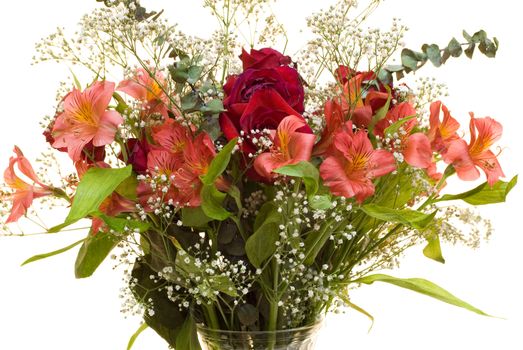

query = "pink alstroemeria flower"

[
  {"left": 52, "top": 81, "right": 123, "bottom": 161},
  {"left": 320, "top": 122, "right": 396, "bottom": 202},
  {"left": 254, "top": 115, "right": 316, "bottom": 179},
  {"left": 444, "top": 114, "right": 505, "bottom": 185},
  {"left": 375, "top": 102, "right": 433, "bottom": 169},
  {"left": 3, "top": 147, "right": 53, "bottom": 223},
  {"left": 117, "top": 68, "right": 171, "bottom": 117}
]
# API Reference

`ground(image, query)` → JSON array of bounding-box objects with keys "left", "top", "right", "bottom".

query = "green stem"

[
  {"left": 267, "top": 259, "right": 280, "bottom": 350},
  {"left": 204, "top": 303, "right": 221, "bottom": 330}
]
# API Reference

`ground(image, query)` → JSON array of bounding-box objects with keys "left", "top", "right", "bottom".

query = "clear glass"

[{"left": 197, "top": 321, "right": 323, "bottom": 350}]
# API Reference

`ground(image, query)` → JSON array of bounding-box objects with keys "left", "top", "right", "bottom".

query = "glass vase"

[{"left": 196, "top": 321, "right": 323, "bottom": 350}]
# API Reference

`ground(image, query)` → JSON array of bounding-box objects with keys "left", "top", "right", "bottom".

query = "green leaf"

[
  {"left": 377, "top": 69, "right": 393, "bottom": 86},
  {"left": 339, "top": 295, "right": 374, "bottom": 332},
  {"left": 175, "top": 317, "right": 201, "bottom": 350},
  {"left": 75, "top": 230, "right": 124, "bottom": 278},
  {"left": 131, "top": 256, "right": 187, "bottom": 347},
  {"left": 361, "top": 204, "right": 436, "bottom": 230},
  {"left": 303, "top": 221, "right": 335, "bottom": 265},
  {"left": 181, "top": 206, "right": 213, "bottom": 227},
  {"left": 245, "top": 209, "right": 282, "bottom": 268},
  {"left": 253, "top": 202, "right": 276, "bottom": 232},
  {"left": 309, "top": 194, "right": 333, "bottom": 210},
  {"left": 478, "top": 38, "right": 498, "bottom": 58},
  {"left": 448, "top": 37, "right": 463, "bottom": 57},
  {"left": 201, "top": 138, "right": 237, "bottom": 185},
  {"left": 355, "top": 274, "right": 491, "bottom": 316},
  {"left": 465, "top": 43, "right": 476, "bottom": 59},
  {"left": 116, "top": 175, "right": 138, "bottom": 201},
  {"left": 274, "top": 161, "right": 319, "bottom": 198},
  {"left": 385, "top": 64, "right": 404, "bottom": 72},
  {"left": 471, "top": 30, "right": 487, "bottom": 44},
  {"left": 201, "top": 184, "right": 231, "bottom": 221},
  {"left": 127, "top": 323, "right": 148, "bottom": 350},
  {"left": 201, "top": 99, "right": 225, "bottom": 115},
  {"left": 49, "top": 166, "right": 132, "bottom": 233},
  {"left": 169, "top": 65, "right": 189, "bottom": 84},
  {"left": 209, "top": 275, "right": 239, "bottom": 297},
  {"left": 181, "top": 92, "right": 201, "bottom": 112},
  {"left": 401, "top": 49, "right": 420, "bottom": 72},
  {"left": 436, "top": 176, "right": 517, "bottom": 205},
  {"left": 401, "top": 49, "right": 427, "bottom": 72},
  {"left": 187, "top": 65, "right": 203, "bottom": 84},
  {"left": 228, "top": 185, "right": 243, "bottom": 212},
  {"left": 69, "top": 68, "right": 82, "bottom": 90},
  {"left": 383, "top": 115, "right": 416, "bottom": 136},
  {"left": 463, "top": 30, "right": 472, "bottom": 43},
  {"left": 423, "top": 234, "right": 445, "bottom": 264},
  {"left": 21, "top": 238, "right": 85, "bottom": 266},
  {"left": 423, "top": 44, "right": 442, "bottom": 67},
  {"left": 98, "top": 214, "right": 150, "bottom": 233},
  {"left": 175, "top": 251, "right": 238, "bottom": 297}
]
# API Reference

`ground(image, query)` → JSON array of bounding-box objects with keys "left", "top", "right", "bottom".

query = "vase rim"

[{"left": 196, "top": 318, "right": 324, "bottom": 335}]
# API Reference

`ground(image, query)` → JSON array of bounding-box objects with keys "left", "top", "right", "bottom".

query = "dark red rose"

[
  {"left": 221, "top": 66, "right": 304, "bottom": 135},
  {"left": 122, "top": 138, "right": 149, "bottom": 174},
  {"left": 240, "top": 48, "right": 292, "bottom": 70},
  {"left": 236, "top": 89, "right": 312, "bottom": 154}
]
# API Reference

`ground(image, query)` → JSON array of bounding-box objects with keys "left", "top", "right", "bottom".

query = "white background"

[{"left": 1, "top": 0, "right": 522, "bottom": 349}]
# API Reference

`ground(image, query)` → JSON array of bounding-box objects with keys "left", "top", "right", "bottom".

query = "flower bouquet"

[{"left": 0, "top": 0, "right": 516, "bottom": 349}]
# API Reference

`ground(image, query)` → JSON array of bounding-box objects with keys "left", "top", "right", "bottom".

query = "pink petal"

[
  {"left": 65, "top": 135, "right": 91, "bottom": 162},
  {"left": 288, "top": 132, "right": 316, "bottom": 163},
  {"left": 117, "top": 79, "right": 147, "bottom": 101},
  {"left": 470, "top": 115, "right": 503, "bottom": 151},
  {"left": 474, "top": 150, "right": 505, "bottom": 186},
  {"left": 320, "top": 156, "right": 354, "bottom": 198},
  {"left": 92, "top": 110, "right": 123, "bottom": 146},
  {"left": 278, "top": 115, "right": 308, "bottom": 135},
  {"left": 369, "top": 149, "right": 396, "bottom": 178},
  {"left": 444, "top": 139, "right": 480, "bottom": 181},
  {"left": 5, "top": 191, "right": 34, "bottom": 223},
  {"left": 253, "top": 152, "right": 286, "bottom": 179},
  {"left": 403, "top": 133, "right": 432, "bottom": 168},
  {"left": 88, "top": 81, "right": 115, "bottom": 118}
]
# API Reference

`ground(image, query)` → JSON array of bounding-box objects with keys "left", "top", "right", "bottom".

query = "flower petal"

[
  {"left": 92, "top": 110, "right": 123, "bottom": 147},
  {"left": 403, "top": 133, "right": 432, "bottom": 168}
]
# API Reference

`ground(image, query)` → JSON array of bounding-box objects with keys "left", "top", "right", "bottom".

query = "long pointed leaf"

[
  {"left": 361, "top": 204, "right": 437, "bottom": 230},
  {"left": 21, "top": 238, "right": 85, "bottom": 266},
  {"left": 127, "top": 323, "right": 149, "bottom": 350},
  {"left": 436, "top": 176, "right": 517, "bottom": 205},
  {"left": 355, "top": 274, "right": 491, "bottom": 316}
]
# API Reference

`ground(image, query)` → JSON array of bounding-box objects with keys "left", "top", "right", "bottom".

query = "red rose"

[
  {"left": 240, "top": 48, "right": 292, "bottom": 70},
  {"left": 123, "top": 138, "right": 150, "bottom": 174},
  {"left": 220, "top": 66, "right": 304, "bottom": 136},
  {"left": 236, "top": 88, "right": 312, "bottom": 154}
]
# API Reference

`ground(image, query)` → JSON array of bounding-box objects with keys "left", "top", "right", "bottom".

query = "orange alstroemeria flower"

[
  {"left": 140, "top": 118, "right": 218, "bottom": 208},
  {"left": 320, "top": 122, "right": 396, "bottom": 203},
  {"left": 427, "top": 101, "right": 461, "bottom": 154},
  {"left": 3, "top": 147, "right": 53, "bottom": 223},
  {"left": 444, "top": 113, "right": 505, "bottom": 186},
  {"left": 375, "top": 102, "right": 433, "bottom": 169},
  {"left": 254, "top": 115, "right": 316, "bottom": 180},
  {"left": 118, "top": 68, "right": 172, "bottom": 118},
  {"left": 52, "top": 81, "right": 123, "bottom": 161}
]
